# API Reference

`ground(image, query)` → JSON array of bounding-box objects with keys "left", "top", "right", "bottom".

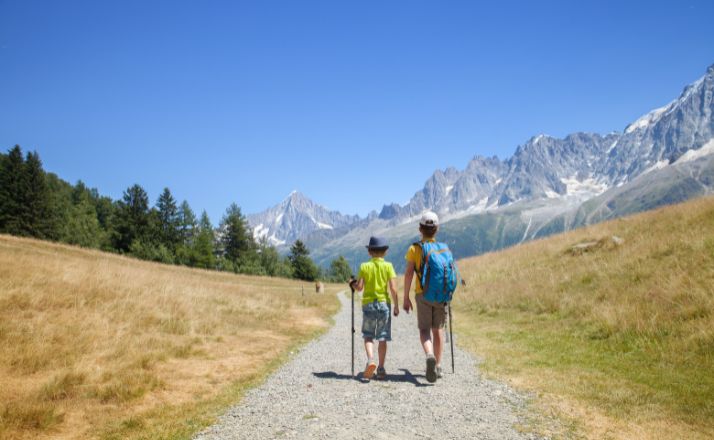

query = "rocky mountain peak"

[
  {"left": 284, "top": 190, "right": 309, "bottom": 206},
  {"left": 605, "top": 62, "right": 714, "bottom": 184},
  {"left": 247, "top": 191, "right": 360, "bottom": 247},
  {"left": 378, "top": 203, "right": 402, "bottom": 220},
  {"left": 466, "top": 155, "right": 502, "bottom": 171}
]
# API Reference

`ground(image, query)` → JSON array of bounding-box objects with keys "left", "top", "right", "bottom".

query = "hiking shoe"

[
  {"left": 376, "top": 366, "right": 386, "bottom": 380},
  {"left": 436, "top": 365, "right": 443, "bottom": 379},
  {"left": 364, "top": 361, "right": 377, "bottom": 380},
  {"left": 426, "top": 354, "right": 437, "bottom": 383}
]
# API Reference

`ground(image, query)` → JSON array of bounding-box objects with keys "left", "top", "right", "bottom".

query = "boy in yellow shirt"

[{"left": 352, "top": 236, "right": 399, "bottom": 380}]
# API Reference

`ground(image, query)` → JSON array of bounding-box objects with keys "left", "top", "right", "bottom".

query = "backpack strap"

[
  {"left": 415, "top": 241, "right": 429, "bottom": 292},
  {"left": 411, "top": 241, "right": 426, "bottom": 287}
]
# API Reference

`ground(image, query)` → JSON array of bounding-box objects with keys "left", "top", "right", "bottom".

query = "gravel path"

[{"left": 195, "top": 292, "right": 543, "bottom": 440}]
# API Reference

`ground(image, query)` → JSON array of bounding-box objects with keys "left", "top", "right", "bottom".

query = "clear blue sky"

[{"left": 1, "top": 1, "right": 713, "bottom": 223}]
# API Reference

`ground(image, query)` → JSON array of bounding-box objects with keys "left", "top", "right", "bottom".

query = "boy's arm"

[
  {"left": 403, "top": 262, "right": 415, "bottom": 313},
  {"left": 354, "top": 264, "right": 365, "bottom": 292},
  {"left": 389, "top": 278, "right": 399, "bottom": 316}
]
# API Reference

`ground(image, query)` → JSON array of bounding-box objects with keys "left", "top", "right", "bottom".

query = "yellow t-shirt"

[
  {"left": 404, "top": 238, "right": 436, "bottom": 294},
  {"left": 358, "top": 257, "right": 396, "bottom": 305}
]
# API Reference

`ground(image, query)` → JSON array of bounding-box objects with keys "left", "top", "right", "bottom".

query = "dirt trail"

[{"left": 195, "top": 293, "right": 543, "bottom": 439}]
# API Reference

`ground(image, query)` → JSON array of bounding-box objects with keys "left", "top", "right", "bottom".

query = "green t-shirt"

[{"left": 358, "top": 257, "right": 397, "bottom": 305}]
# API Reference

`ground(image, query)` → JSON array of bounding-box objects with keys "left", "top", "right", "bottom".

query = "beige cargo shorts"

[{"left": 416, "top": 294, "right": 446, "bottom": 330}]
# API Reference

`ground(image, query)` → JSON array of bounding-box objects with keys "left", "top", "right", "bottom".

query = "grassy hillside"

[
  {"left": 0, "top": 235, "right": 340, "bottom": 440},
  {"left": 454, "top": 195, "right": 714, "bottom": 439}
]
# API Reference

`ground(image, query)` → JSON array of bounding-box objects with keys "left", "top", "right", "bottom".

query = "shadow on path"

[
  {"left": 312, "top": 369, "right": 431, "bottom": 387},
  {"left": 312, "top": 371, "right": 366, "bottom": 383}
]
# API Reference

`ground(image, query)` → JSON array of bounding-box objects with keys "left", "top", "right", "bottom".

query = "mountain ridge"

[{"left": 247, "top": 62, "right": 714, "bottom": 267}]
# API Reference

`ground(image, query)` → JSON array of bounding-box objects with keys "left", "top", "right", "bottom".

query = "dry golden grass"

[
  {"left": 0, "top": 235, "right": 340, "bottom": 440},
  {"left": 453, "top": 195, "right": 714, "bottom": 439}
]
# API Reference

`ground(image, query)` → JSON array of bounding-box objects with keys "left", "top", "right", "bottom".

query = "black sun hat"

[{"left": 366, "top": 236, "right": 389, "bottom": 250}]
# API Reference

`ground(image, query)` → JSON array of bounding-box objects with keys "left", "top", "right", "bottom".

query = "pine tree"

[
  {"left": 172, "top": 200, "right": 197, "bottom": 265},
  {"left": 156, "top": 187, "right": 181, "bottom": 251},
  {"left": 192, "top": 211, "right": 216, "bottom": 269},
  {"left": 330, "top": 255, "right": 353, "bottom": 282},
  {"left": 112, "top": 184, "right": 150, "bottom": 252},
  {"left": 177, "top": 200, "right": 197, "bottom": 246},
  {"left": 289, "top": 240, "right": 319, "bottom": 281},
  {"left": 0, "top": 146, "right": 26, "bottom": 235},
  {"left": 25, "top": 151, "right": 57, "bottom": 238},
  {"left": 219, "top": 203, "right": 255, "bottom": 267}
]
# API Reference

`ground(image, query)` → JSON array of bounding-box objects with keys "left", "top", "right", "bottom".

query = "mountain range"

[{"left": 247, "top": 63, "right": 714, "bottom": 271}]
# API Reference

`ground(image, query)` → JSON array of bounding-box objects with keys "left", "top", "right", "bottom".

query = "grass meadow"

[
  {"left": 0, "top": 235, "right": 340, "bottom": 440},
  {"left": 454, "top": 195, "right": 714, "bottom": 439}
]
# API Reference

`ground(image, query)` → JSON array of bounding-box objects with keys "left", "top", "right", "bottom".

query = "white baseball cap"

[{"left": 419, "top": 211, "right": 439, "bottom": 226}]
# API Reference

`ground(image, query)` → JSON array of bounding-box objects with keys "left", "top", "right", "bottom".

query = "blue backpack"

[{"left": 415, "top": 241, "right": 461, "bottom": 303}]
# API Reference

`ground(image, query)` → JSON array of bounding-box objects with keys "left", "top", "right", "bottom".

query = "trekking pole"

[
  {"left": 349, "top": 277, "right": 356, "bottom": 377},
  {"left": 448, "top": 303, "right": 455, "bottom": 373}
]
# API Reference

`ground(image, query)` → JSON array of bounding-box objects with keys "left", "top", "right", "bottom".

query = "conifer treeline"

[{"left": 0, "top": 145, "right": 353, "bottom": 282}]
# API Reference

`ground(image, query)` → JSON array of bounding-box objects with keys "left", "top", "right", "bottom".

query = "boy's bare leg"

[
  {"left": 364, "top": 339, "right": 375, "bottom": 361},
  {"left": 432, "top": 328, "right": 444, "bottom": 366},
  {"left": 420, "top": 328, "right": 434, "bottom": 356},
  {"left": 377, "top": 341, "right": 387, "bottom": 367}
]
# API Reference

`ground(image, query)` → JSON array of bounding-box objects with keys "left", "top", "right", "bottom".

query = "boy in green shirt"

[{"left": 351, "top": 236, "right": 399, "bottom": 380}]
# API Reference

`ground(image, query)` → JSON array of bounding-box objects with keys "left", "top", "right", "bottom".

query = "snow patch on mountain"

[
  {"left": 624, "top": 76, "right": 707, "bottom": 135},
  {"left": 254, "top": 224, "right": 268, "bottom": 238},
  {"left": 521, "top": 217, "right": 533, "bottom": 243},
  {"left": 269, "top": 235, "right": 286, "bottom": 246},
  {"left": 473, "top": 197, "right": 489, "bottom": 211},
  {"left": 642, "top": 159, "right": 670, "bottom": 175},
  {"left": 561, "top": 176, "right": 609, "bottom": 198},
  {"left": 675, "top": 138, "right": 714, "bottom": 164},
  {"left": 625, "top": 105, "right": 670, "bottom": 134}
]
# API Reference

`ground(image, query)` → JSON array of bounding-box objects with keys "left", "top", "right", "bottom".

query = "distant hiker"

[
  {"left": 403, "top": 211, "right": 460, "bottom": 383},
  {"left": 352, "top": 236, "right": 399, "bottom": 380}
]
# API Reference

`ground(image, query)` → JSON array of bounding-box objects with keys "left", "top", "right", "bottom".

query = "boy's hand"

[
  {"left": 403, "top": 297, "right": 413, "bottom": 313},
  {"left": 393, "top": 305, "right": 399, "bottom": 317}
]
